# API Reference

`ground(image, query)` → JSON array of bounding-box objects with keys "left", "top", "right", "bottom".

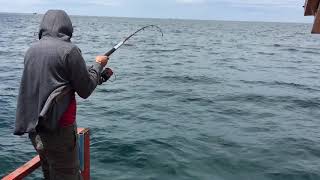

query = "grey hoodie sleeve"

[{"left": 66, "top": 47, "right": 103, "bottom": 99}]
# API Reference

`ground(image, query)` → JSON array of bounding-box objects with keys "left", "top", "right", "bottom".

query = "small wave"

[
  {"left": 123, "top": 43, "right": 135, "bottom": 47},
  {"left": 180, "top": 44, "right": 192, "bottom": 48},
  {"left": 273, "top": 66, "right": 300, "bottom": 70},
  {"left": 0, "top": 66, "right": 15, "bottom": 73},
  {"left": 208, "top": 52, "right": 220, "bottom": 55},
  {"left": 272, "top": 81, "right": 308, "bottom": 89},
  {"left": 172, "top": 30, "right": 182, "bottom": 33},
  {"left": 219, "top": 94, "right": 320, "bottom": 109},
  {"left": 289, "top": 99, "right": 320, "bottom": 109},
  {"left": 0, "top": 50, "right": 12, "bottom": 56},
  {"left": 257, "top": 52, "right": 275, "bottom": 56},
  {"left": 239, "top": 57, "right": 248, "bottom": 61},
  {"left": 266, "top": 171, "right": 320, "bottom": 180},
  {"left": 180, "top": 44, "right": 204, "bottom": 49},
  {"left": 218, "top": 108, "right": 251, "bottom": 117},
  {"left": 240, "top": 80, "right": 320, "bottom": 92},
  {"left": 162, "top": 75, "right": 221, "bottom": 84},
  {"left": 152, "top": 90, "right": 179, "bottom": 97},
  {"left": 227, "top": 65, "right": 245, "bottom": 72},
  {"left": 283, "top": 48, "right": 299, "bottom": 52},
  {"left": 139, "top": 103, "right": 171, "bottom": 112},
  {"left": 178, "top": 96, "right": 214, "bottom": 106},
  {"left": 273, "top": 44, "right": 281, "bottom": 47},
  {"left": 97, "top": 88, "right": 127, "bottom": 93},
  {"left": 243, "top": 126, "right": 273, "bottom": 133},
  {"left": 141, "top": 59, "right": 153, "bottom": 63},
  {"left": 92, "top": 137, "right": 185, "bottom": 168},
  {"left": 302, "top": 50, "right": 320, "bottom": 55},
  {"left": 143, "top": 65, "right": 154, "bottom": 69},
  {"left": 147, "top": 43, "right": 162, "bottom": 46},
  {"left": 146, "top": 48, "right": 182, "bottom": 53},
  {"left": 186, "top": 60, "right": 195, "bottom": 63},
  {"left": 92, "top": 140, "right": 141, "bottom": 163},
  {"left": 102, "top": 109, "right": 130, "bottom": 117},
  {"left": 172, "top": 62, "right": 183, "bottom": 66}
]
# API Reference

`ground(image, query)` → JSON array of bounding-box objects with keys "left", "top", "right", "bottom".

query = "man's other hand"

[{"left": 95, "top": 56, "right": 109, "bottom": 67}]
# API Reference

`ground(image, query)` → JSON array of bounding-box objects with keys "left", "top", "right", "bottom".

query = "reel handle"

[{"left": 100, "top": 68, "right": 113, "bottom": 83}]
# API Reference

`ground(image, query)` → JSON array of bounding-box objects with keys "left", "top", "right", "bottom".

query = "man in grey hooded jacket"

[{"left": 14, "top": 10, "right": 108, "bottom": 179}]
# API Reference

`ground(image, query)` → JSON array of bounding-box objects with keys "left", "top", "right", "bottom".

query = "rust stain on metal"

[{"left": 304, "top": 0, "right": 320, "bottom": 16}]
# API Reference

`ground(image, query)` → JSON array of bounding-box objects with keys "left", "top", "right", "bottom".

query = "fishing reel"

[{"left": 100, "top": 68, "right": 114, "bottom": 84}]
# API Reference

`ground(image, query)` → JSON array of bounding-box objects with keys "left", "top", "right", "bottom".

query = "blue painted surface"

[{"left": 78, "top": 133, "right": 84, "bottom": 171}]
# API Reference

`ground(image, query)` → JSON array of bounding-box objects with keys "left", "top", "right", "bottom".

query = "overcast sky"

[{"left": 0, "top": 0, "right": 314, "bottom": 23}]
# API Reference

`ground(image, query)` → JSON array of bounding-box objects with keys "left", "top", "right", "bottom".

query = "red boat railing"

[
  {"left": 304, "top": 0, "right": 320, "bottom": 33},
  {"left": 2, "top": 128, "right": 90, "bottom": 180}
]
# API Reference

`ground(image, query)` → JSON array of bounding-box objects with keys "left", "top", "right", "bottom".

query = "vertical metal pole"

[{"left": 80, "top": 128, "right": 90, "bottom": 180}]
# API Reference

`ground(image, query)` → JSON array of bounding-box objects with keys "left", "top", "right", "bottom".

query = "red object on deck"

[{"left": 2, "top": 128, "right": 90, "bottom": 180}]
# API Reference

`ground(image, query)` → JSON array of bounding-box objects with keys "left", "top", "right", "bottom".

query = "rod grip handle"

[{"left": 104, "top": 48, "right": 116, "bottom": 56}]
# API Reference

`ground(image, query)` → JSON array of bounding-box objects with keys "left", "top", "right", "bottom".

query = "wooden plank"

[
  {"left": 312, "top": 9, "right": 320, "bottom": 33},
  {"left": 304, "top": 0, "right": 320, "bottom": 16},
  {"left": 2, "top": 156, "right": 41, "bottom": 180}
]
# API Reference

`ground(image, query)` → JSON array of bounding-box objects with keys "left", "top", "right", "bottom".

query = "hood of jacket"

[{"left": 39, "top": 10, "right": 73, "bottom": 40}]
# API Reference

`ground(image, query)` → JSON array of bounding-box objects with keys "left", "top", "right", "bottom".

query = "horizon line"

[{"left": 0, "top": 11, "right": 313, "bottom": 25}]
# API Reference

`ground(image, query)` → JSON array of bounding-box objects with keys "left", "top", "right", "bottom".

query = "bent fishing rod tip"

[{"left": 104, "top": 24, "right": 164, "bottom": 56}]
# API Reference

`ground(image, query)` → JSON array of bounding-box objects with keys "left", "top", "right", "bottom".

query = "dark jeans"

[{"left": 29, "top": 123, "right": 82, "bottom": 180}]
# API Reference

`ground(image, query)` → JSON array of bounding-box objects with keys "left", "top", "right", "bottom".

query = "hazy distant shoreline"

[{"left": 0, "top": 11, "right": 312, "bottom": 24}]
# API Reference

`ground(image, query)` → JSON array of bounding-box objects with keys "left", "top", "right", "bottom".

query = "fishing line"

[{"left": 101, "top": 25, "right": 164, "bottom": 82}]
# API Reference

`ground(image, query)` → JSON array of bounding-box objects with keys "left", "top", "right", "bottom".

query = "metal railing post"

[{"left": 2, "top": 128, "right": 90, "bottom": 180}]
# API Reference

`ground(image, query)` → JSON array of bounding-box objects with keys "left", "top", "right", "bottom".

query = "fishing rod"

[
  {"left": 101, "top": 25, "right": 164, "bottom": 82},
  {"left": 104, "top": 25, "right": 163, "bottom": 56}
]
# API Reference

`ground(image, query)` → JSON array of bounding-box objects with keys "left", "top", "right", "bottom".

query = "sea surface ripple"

[{"left": 0, "top": 13, "right": 320, "bottom": 180}]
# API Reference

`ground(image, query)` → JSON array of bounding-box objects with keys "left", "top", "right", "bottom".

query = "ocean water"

[{"left": 0, "top": 13, "right": 320, "bottom": 180}]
